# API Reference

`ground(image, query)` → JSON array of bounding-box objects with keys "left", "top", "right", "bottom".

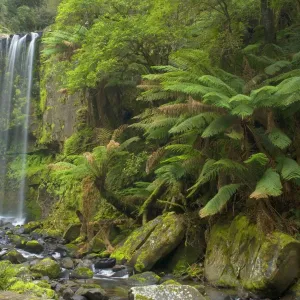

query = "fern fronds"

[
  {"left": 250, "top": 168, "right": 282, "bottom": 199},
  {"left": 268, "top": 128, "right": 291, "bottom": 150},
  {"left": 244, "top": 153, "right": 269, "bottom": 166},
  {"left": 202, "top": 115, "right": 236, "bottom": 138},
  {"left": 199, "top": 184, "right": 241, "bottom": 218},
  {"left": 276, "top": 157, "right": 300, "bottom": 181}
]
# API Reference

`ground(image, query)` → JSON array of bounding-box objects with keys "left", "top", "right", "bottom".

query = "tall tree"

[{"left": 261, "top": 0, "right": 276, "bottom": 43}]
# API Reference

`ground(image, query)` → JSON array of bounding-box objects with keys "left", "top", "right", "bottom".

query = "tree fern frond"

[
  {"left": 146, "top": 148, "right": 165, "bottom": 174},
  {"left": 276, "top": 156, "right": 300, "bottom": 181},
  {"left": 163, "top": 82, "right": 214, "bottom": 97},
  {"left": 276, "top": 77, "right": 300, "bottom": 94},
  {"left": 165, "top": 144, "right": 198, "bottom": 154},
  {"left": 137, "top": 90, "right": 173, "bottom": 102},
  {"left": 229, "top": 94, "right": 251, "bottom": 104},
  {"left": 119, "top": 137, "right": 140, "bottom": 150},
  {"left": 244, "top": 153, "right": 269, "bottom": 166},
  {"left": 264, "top": 60, "right": 291, "bottom": 76},
  {"left": 231, "top": 103, "right": 254, "bottom": 118},
  {"left": 202, "top": 92, "right": 231, "bottom": 109},
  {"left": 169, "top": 113, "right": 215, "bottom": 134},
  {"left": 198, "top": 75, "right": 237, "bottom": 97},
  {"left": 202, "top": 115, "right": 236, "bottom": 138},
  {"left": 268, "top": 128, "right": 291, "bottom": 150},
  {"left": 250, "top": 168, "right": 282, "bottom": 199},
  {"left": 199, "top": 184, "right": 241, "bottom": 218}
]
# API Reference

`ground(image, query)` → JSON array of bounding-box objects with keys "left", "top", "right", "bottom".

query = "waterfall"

[{"left": 0, "top": 33, "right": 39, "bottom": 225}]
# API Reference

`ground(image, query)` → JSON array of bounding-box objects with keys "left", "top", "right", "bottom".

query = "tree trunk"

[{"left": 261, "top": 0, "right": 276, "bottom": 43}]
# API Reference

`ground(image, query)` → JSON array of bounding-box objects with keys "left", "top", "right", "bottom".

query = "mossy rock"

[
  {"left": 23, "top": 221, "right": 42, "bottom": 234},
  {"left": 75, "top": 286, "right": 108, "bottom": 300},
  {"left": 204, "top": 215, "right": 300, "bottom": 298},
  {"left": 65, "top": 243, "right": 80, "bottom": 257},
  {"left": 9, "top": 280, "right": 55, "bottom": 299},
  {"left": 89, "top": 234, "right": 105, "bottom": 253},
  {"left": 63, "top": 223, "right": 81, "bottom": 243},
  {"left": 129, "top": 285, "right": 206, "bottom": 300},
  {"left": 128, "top": 272, "right": 161, "bottom": 286},
  {"left": 30, "top": 258, "right": 61, "bottom": 279},
  {"left": 2, "top": 249, "right": 26, "bottom": 264},
  {"left": 70, "top": 266, "right": 93, "bottom": 279},
  {"left": 161, "top": 279, "right": 181, "bottom": 286},
  {"left": 25, "top": 240, "right": 44, "bottom": 254},
  {"left": 7, "top": 235, "right": 27, "bottom": 248},
  {"left": 112, "top": 213, "right": 185, "bottom": 272},
  {"left": 0, "top": 291, "right": 42, "bottom": 300}
]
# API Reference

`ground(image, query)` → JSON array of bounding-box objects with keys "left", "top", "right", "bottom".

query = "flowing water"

[{"left": 0, "top": 33, "right": 39, "bottom": 225}]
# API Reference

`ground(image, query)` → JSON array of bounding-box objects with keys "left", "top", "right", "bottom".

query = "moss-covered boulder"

[
  {"left": 128, "top": 272, "right": 161, "bottom": 286},
  {"left": 112, "top": 213, "right": 185, "bottom": 272},
  {"left": 63, "top": 223, "right": 81, "bottom": 243},
  {"left": 129, "top": 285, "right": 206, "bottom": 300},
  {"left": 30, "top": 258, "right": 61, "bottom": 279},
  {"left": 2, "top": 249, "right": 26, "bottom": 264},
  {"left": 205, "top": 215, "right": 300, "bottom": 298},
  {"left": 65, "top": 243, "right": 80, "bottom": 257},
  {"left": 70, "top": 266, "right": 93, "bottom": 279},
  {"left": 23, "top": 221, "right": 42, "bottom": 234},
  {"left": 75, "top": 286, "right": 108, "bottom": 300},
  {"left": 25, "top": 240, "right": 44, "bottom": 254},
  {"left": 7, "top": 235, "right": 27, "bottom": 248}
]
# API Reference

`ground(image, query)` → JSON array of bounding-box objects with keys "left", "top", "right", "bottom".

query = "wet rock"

[
  {"left": 205, "top": 215, "right": 300, "bottom": 298},
  {"left": 128, "top": 271, "right": 161, "bottom": 286},
  {"left": 2, "top": 249, "right": 26, "bottom": 264},
  {"left": 112, "top": 213, "right": 185, "bottom": 272},
  {"left": 30, "top": 257, "right": 61, "bottom": 279},
  {"left": 94, "top": 258, "right": 116, "bottom": 269},
  {"left": 129, "top": 285, "right": 206, "bottom": 300},
  {"left": 61, "top": 257, "right": 74, "bottom": 269},
  {"left": 75, "top": 287, "right": 108, "bottom": 300},
  {"left": 24, "top": 240, "right": 44, "bottom": 254},
  {"left": 70, "top": 267, "right": 94, "bottom": 279},
  {"left": 63, "top": 224, "right": 81, "bottom": 243}
]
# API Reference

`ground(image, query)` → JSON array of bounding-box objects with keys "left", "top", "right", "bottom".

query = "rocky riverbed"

[{"left": 0, "top": 217, "right": 298, "bottom": 300}]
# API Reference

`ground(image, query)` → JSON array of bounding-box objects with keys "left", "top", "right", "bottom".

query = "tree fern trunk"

[{"left": 261, "top": 0, "right": 276, "bottom": 43}]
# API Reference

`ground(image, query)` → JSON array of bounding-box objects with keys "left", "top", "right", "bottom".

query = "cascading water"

[{"left": 0, "top": 33, "right": 39, "bottom": 225}]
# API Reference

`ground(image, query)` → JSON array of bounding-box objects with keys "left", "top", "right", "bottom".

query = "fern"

[
  {"left": 231, "top": 103, "right": 254, "bottom": 118},
  {"left": 250, "top": 168, "right": 282, "bottom": 199},
  {"left": 268, "top": 128, "right": 291, "bottom": 150},
  {"left": 202, "top": 92, "right": 231, "bottom": 109},
  {"left": 202, "top": 115, "right": 236, "bottom": 138},
  {"left": 169, "top": 113, "right": 215, "bottom": 134},
  {"left": 199, "top": 184, "right": 241, "bottom": 218},
  {"left": 276, "top": 157, "right": 300, "bottom": 181},
  {"left": 244, "top": 153, "right": 269, "bottom": 166},
  {"left": 264, "top": 60, "right": 291, "bottom": 76}
]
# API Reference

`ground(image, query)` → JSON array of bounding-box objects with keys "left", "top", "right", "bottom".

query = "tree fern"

[
  {"left": 264, "top": 60, "right": 291, "bottom": 76},
  {"left": 202, "top": 92, "right": 231, "bottom": 109},
  {"left": 250, "top": 168, "right": 282, "bottom": 199},
  {"left": 231, "top": 103, "right": 254, "bottom": 118},
  {"left": 199, "top": 184, "right": 241, "bottom": 218}
]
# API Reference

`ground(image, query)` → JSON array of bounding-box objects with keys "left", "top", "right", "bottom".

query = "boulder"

[
  {"left": 24, "top": 240, "right": 44, "bottom": 254},
  {"left": 30, "top": 258, "right": 61, "bottom": 279},
  {"left": 281, "top": 280, "right": 300, "bottom": 300},
  {"left": 128, "top": 272, "right": 161, "bottom": 286},
  {"left": 61, "top": 257, "right": 74, "bottom": 269},
  {"left": 70, "top": 267, "right": 93, "bottom": 279},
  {"left": 23, "top": 221, "right": 42, "bottom": 234},
  {"left": 205, "top": 215, "right": 300, "bottom": 298},
  {"left": 63, "top": 224, "right": 81, "bottom": 243},
  {"left": 112, "top": 213, "right": 185, "bottom": 272},
  {"left": 2, "top": 249, "right": 26, "bottom": 264},
  {"left": 129, "top": 285, "right": 206, "bottom": 300},
  {"left": 75, "top": 287, "right": 108, "bottom": 300},
  {"left": 7, "top": 234, "right": 27, "bottom": 248}
]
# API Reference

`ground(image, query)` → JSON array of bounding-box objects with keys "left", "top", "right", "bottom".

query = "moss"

[
  {"left": 30, "top": 258, "right": 61, "bottom": 279},
  {"left": 25, "top": 240, "right": 44, "bottom": 253},
  {"left": 33, "top": 228, "right": 62, "bottom": 239},
  {"left": 71, "top": 267, "right": 93, "bottom": 279},
  {"left": 9, "top": 281, "right": 56, "bottom": 299},
  {"left": 65, "top": 243, "right": 80, "bottom": 257},
  {"left": 161, "top": 280, "right": 181, "bottom": 286},
  {"left": 63, "top": 128, "right": 94, "bottom": 156}
]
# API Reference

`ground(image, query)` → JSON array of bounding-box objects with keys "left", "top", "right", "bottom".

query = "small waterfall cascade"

[{"left": 0, "top": 33, "right": 39, "bottom": 225}]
